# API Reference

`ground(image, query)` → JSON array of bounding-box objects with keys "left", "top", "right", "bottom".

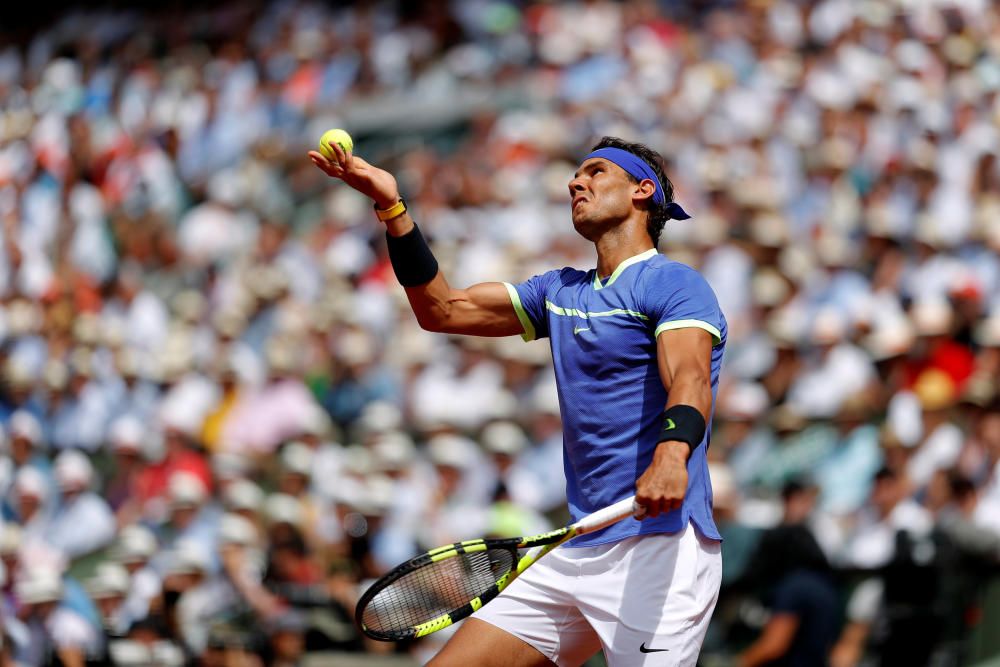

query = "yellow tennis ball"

[{"left": 319, "top": 129, "right": 353, "bottom": 160}]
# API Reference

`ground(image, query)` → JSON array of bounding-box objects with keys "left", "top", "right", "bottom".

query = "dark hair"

[{"left": 592, "top": 136, "right": 676, "bottom": 245}]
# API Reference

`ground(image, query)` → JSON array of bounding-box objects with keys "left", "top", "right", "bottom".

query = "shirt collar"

[{"left": 592, "top": 248, "right": 658, "bottom": 290}]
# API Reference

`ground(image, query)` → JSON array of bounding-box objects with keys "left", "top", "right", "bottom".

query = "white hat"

[
  {"left": 530, "top": 380, "right": 561, "bottom": 416},
  {"left": 481, "top": 421, "right": 528, "bottom": 456},
  {"left": 9, "top": 411, "right": 42, "bottom": 445},
  {"left": 911, "top": 300, "right": 952, "bottom": 336},
  {"left": 109, "top": 415, "right": 145, "bottom": 454},
  {"left": 224, "top": 479, "right": 264, "bottom": 513},
  {"left": 219, "top": 513, "right": 259, "bottom": 547},
  {"left": 720, "top": 382, "right": 769, "bottom": 421},
  {"left": 426, "top": 434, "right": 477, "bottom": 469},
  {"left": 168, "top": 472, "right": 207, "bottom": 508},
  {"left": 4, "top": 359, "right": 35, "bottom": 389},
  {"left": 265, "top": 493, "right": 304, "bottom": 526},
  {"left": 863, "top": 319, "right": 916, "bottom": 361},
  {"left": 751, "top": 268, "right": 791, "bottom": 308},
  {"left": 356, "top": 401, "right": 403, "bottom": 437},
  {"left": 16, "top": 568, "right": 64, "bottom": 604},
  {"left": 108, "top": 642, "right": 155, "bottom": 665},
  {"left": 86, "top": 562, "right": 130, "bottom": 599},
  {"left": 974, "top": 313, "right": 1000, "bottom": 348},
  {"left": 810, "top": 307, "right": 847, "bottom": 345},
  {"left": 353, "top": 475, "right": 395, "bottom": 516},
  {"left": 54, "top": 450, "right": 93, "bottom": 490},
  {"left": 0, "top": 524, "right": 22, "bottom": 555},
  {"left": 167, "top": 540, "right": 210, "bottom": 576},
  {"left": 708, "top": 462, "right": 738, "bottom": 510},
  {"left": 15, "top": 467, "right": 47, "bottom": 500},
  {"left": 115, "top": 525, "right": 158, "bottom": 564},
  {"left": 280, "top": 442, "right": 313, "bottom": 477},
  {"left": 301, "top": 406, "right": 338, "bottom": 441},
  {"left": 341, "top": 444, "right": 374, "bottom": 476},
  {"left": 371, "top": 431, "right": 417, "bottom": 471},
  {"left": 337, "top": 330, "right": 377, "bottom": 366},
  {"left": 211, "top": 452, "right": 252, "bottom": 481}
]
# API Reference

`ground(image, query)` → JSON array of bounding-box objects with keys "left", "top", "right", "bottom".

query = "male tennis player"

[{"left": 309, "top": 136, "right": 725, "bottom": 666}]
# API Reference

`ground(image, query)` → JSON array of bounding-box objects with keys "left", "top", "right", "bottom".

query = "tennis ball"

[{"left": 319, "top": 129, "right": 353, "bottom": 160}]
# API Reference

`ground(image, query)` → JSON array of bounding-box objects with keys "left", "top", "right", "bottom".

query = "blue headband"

[{"left": 583, "top": 147, "right": 691, "bottom": 220}]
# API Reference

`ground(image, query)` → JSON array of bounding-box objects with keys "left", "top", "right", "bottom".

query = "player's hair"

[{"left": 592, "top": 136, "right": 676, "bottom": 245}]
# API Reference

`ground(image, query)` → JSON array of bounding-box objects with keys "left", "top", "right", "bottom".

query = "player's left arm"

[{"left": 635, "top": 327, "right": 714, "bottom": 518}]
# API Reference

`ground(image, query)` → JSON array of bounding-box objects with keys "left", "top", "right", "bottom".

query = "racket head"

[
  {"left": 356, "top": 538, "right": 522, "bottom": 641},
  {"left": 355, "top": 497, "right": 636, "bottom": 641}
]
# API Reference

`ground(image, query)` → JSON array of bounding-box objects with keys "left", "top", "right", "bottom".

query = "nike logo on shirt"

[
  {"left": 573, "top": 326, "right": 590, "bottom": 335},
  {"left": 639, "top": 642, "right": 669, "bottom": 653}
]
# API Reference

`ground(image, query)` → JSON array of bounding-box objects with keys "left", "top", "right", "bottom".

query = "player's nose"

[{"left": 568, "top": 176, "right": 586, "bottom": 196}]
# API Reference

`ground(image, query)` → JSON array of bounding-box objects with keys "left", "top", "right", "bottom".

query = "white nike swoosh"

[{"left": 573, "top": 326, "right": 590, "bottom": 334}]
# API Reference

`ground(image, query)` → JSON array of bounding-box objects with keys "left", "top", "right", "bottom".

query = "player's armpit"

[{"left": 406, "top": 279, "right": 526, "bottom": 338}]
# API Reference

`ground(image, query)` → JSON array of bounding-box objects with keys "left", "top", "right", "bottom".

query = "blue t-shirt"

[{"left": 505, "top": 249, "right": 726, "bottom": 546}]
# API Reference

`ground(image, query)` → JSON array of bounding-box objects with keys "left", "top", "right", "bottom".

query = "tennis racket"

[{"left": 355, "top": 495, "right": 641, "bottom": 641}]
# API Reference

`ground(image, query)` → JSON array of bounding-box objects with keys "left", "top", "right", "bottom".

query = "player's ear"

[{"left": 633, "top": 179, "right": 657, "bottom": 207}]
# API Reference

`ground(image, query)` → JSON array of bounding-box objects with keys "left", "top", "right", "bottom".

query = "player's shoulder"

[
  {"left": 550, "top": 266, "right": 591, "bottom": 286},
  {"left": 640, "top": 254, "right": 709, "bottom": 283}
]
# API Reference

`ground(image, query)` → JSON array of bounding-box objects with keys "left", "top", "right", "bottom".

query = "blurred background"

[{"left": 0, "top": 0, "right": 999, "bottom": 665}]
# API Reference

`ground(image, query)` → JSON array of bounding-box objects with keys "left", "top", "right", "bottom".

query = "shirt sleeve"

[
  {"left": 503, "top": 271, "right": 558, "bottom": 342},
  {"left": 643, "top": 265, "right": 724, "bottom": 345}
]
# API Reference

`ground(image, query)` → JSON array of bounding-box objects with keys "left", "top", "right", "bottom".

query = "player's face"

[{"left": 568, "top": 158, "right": 636, "bottom": 240}]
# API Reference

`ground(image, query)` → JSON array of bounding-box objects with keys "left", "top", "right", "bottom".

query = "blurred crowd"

[{"left": 0, "top": 0, "right": 1000, "bottom": 665}]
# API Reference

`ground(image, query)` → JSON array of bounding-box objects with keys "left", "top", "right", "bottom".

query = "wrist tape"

[{"left": 386, "top": 224, "right": 439, "bottom": 287}]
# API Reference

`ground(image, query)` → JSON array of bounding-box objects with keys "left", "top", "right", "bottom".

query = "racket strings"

[{"left": 362, "top": 547, "right": 516, "bottom": 634}]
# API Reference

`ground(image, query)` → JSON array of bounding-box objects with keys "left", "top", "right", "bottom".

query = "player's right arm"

[{"left": 309, "top": 142, "right": 523, "bottom": 337}]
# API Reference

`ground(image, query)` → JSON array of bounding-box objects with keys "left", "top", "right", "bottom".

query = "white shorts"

[{"left": 473, "top": 522, "right": 722, "bottom": 667}]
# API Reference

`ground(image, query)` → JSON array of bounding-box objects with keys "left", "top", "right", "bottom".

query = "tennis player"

[{"left": 309, "top": 136, "right": 726, "bottom": 666}]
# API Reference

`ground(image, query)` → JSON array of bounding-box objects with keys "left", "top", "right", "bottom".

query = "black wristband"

[
  {"left": 657, "top": 404, "right": 706, "bottom": 454},
  {"left": 386, "top": 224, "right": 439, "bottom": 287}
]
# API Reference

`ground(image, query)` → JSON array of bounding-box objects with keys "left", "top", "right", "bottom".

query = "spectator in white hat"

[
  {"left": 479, "top": 420, "right": 549, "bottom": 513},
  {"left": 104, "top": 415, "right": 151, "bottom": 525},
  {"left": 162, "top": 540, "right": 221, "bottom": 656},
  {"left": 45, "top": 450, "right": 115, "bottom": 560},
  {"left": 153, "top": 473, "right": 220, "bottom": 576},
  {"left": 13, "top": 467, "right": 52, "bottom": 544},
  {"left": 786, "top": 306, "right": 875, "bottom": 419},
  {"left": 420, "top": 434, "right": 491, "bottom": 548},
  {"left": 46, "top": 349, "right": 113, "bottom": 453},
  {"left": 112, "top": 524, "right": 163, "bottom": 635},
  {"left": 3, "top": 411, "right": 56, "bottom": 511},
  {"left": 295, "top": 405, "right": 344, "bottom": 501},
  {"left": 223, "top": 478, "right": 265, "bottom": 522},
  {"left": 134, "top": 424, "right": 213, "bottom": 525},
  {"left": 905, "top": 299, "right": 975, "bottom": 392},
  {"left": 15, "top": 566, "right": 100, "bottom": 666},
  {"left": 717, "top": 381, "right": 778, "bottom": 492},
  {"left": 86, "top": 562, "right": 132, "bottom": 636}
]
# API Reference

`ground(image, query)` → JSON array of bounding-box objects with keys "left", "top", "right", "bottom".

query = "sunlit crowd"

[{"left": 0, "top": 0, "right": 998, "bottom": 664}]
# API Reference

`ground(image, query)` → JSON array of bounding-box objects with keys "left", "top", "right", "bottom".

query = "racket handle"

[{"left": 573, "top": 495, "right": 640, "bottom": 535}]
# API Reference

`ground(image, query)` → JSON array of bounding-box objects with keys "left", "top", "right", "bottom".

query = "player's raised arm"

[{"left": 309, "top": 138, "right": 523, "bottom": 337}]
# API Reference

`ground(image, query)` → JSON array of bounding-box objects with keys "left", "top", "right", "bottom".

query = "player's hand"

[
  {"left": 635, "top": 440, "right": 689, "bottom": 518},
  {"left": 308, "top": 141, "right": 400, "bottom": 209}
]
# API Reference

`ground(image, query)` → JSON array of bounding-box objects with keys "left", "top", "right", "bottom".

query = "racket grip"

[{"left": 573, "top": 495, "right": 639, "bottom": 534}]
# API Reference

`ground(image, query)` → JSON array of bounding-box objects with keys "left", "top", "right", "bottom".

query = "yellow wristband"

[{"left": 374, "top": 198, "right": 407, "bottom": 222}]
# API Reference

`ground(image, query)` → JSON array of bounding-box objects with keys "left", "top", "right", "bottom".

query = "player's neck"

[{"left": 593, "top": 230, "right": 654, "bottom": 280}]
